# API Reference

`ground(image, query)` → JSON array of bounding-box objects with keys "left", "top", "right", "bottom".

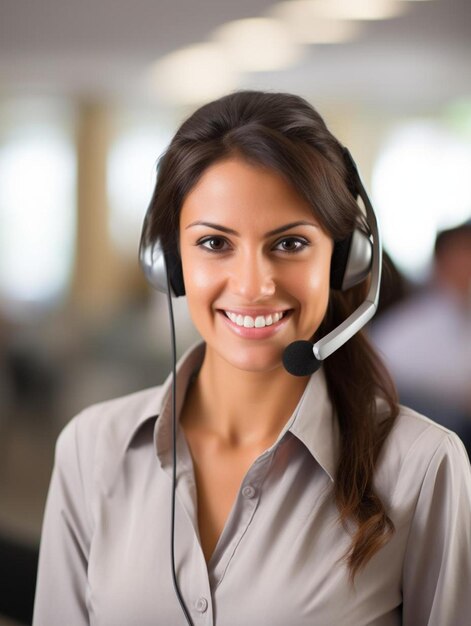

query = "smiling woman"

[{"left": 33, "top": 91, "right": 471, "bottom": 626}]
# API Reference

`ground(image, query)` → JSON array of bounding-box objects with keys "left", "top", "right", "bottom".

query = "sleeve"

[
  {"left": 33, "top": 415, "right": 93, "bottom": 626},
  {"left": 402, "top": 432, "right": 471, "bottom": 626}
]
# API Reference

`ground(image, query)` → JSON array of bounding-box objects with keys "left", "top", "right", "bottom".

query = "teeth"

[
  {"left": 254, "top": 316, "right": 265, "bottom": 328},
  {"left": 244, "top": 316, "right": 255, "bottom": 328},
  {"left": 225, "top": 311, "right": 285, "bottom": 328}
]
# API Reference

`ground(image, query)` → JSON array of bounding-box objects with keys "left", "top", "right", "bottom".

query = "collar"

[
  {"left": 121, "top": 341, "right": 206, "bottom": 454},
  {"left": 281, "top": 365, "right": 339, "bottom": 481},
  {"left": 139, "top": 341, "right": 338, "bottom": 482}
]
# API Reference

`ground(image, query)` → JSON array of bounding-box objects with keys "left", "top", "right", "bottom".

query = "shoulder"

[
  {"left": 72, "top": 384, "right": 164, "bottom": 436},
  {"left": 384, "top": 404, "right": 460, "bottom": 458},
  {"left": 58, "top": 384, "right": 165, "bottom": 450},
  {"left": 55, "top": 384, "right": 166, "bottom": 496},
  {"left": 375, "top": 404, "right": 470, "bottom": 506}
]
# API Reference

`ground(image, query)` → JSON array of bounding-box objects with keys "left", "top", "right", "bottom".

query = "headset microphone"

[
  {"left": 281, "top": 148, "right": 382, "bottom": 377},
  {"left": 282, "top": 340, "right": 322, "bottom": 376}
]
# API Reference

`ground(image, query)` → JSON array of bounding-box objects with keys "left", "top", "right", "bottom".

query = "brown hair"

[{"left": 142, "top": 90, "right": 399, "bottom": 578}]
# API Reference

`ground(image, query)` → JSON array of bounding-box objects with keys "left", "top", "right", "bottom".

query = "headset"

[
  {"left": 138, "top": 147, "right": 382, "bottom": 625},
  {"left": 140, "top": 147, "right": 381, "bottom": 376}
]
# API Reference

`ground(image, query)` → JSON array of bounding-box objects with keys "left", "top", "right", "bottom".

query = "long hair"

[{"left": 142, "top": 90, "right": 399, "bottom": 579}]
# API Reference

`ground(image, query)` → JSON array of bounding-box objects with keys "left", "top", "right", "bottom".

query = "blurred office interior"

[{"left": 1, "top": 0, "right": 471, "bottom": 623}]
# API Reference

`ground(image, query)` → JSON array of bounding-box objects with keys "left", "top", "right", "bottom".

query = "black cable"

[{"left": 166, "top": 274, "right": 194, "bottom": 626}]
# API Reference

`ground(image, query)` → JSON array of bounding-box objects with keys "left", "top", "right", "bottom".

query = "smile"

[{"left": 224, "top": 310, "right": 285, "bottom": 328}]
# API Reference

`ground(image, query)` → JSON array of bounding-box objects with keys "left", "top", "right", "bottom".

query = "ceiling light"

[
  {"left": 212, "top": 17, "right": 302, "bottom": 72},
  {"left": 301, "top": 0, "right": 408, "bottom": 21},
  {"left": 149, "top": 43, "right": 238, "bottom": 106},
  {"left": 271, "top": 1, "right": 364, "bottom": 43}
]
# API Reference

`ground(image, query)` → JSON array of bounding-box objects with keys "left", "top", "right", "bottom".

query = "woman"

[{"left": 33, "top": 91, "right": 471, "bottom": 625}]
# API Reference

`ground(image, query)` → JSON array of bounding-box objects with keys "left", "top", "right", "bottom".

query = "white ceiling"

[{"left": 1, "top": 0, "right": 470, "bottom": 114}]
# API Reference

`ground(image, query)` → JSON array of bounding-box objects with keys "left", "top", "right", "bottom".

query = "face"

[{"left": 179, "top": 157, "right": 334, "bottom": 373}]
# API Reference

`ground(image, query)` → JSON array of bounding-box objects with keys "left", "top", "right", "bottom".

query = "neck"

[{"left": 184, "top": 347, "right": 310, "bottom": 447}]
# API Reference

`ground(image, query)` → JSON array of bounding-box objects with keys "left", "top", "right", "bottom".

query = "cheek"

[
  {"left": 185, "top": 265, "right": 216, "bottom": 292},
  {"left": 180, "top": 252, "right": 222, "bottom": 324},
  {"left": 305, "top": 266, "right": 330, "bottom": 292},
  {"left": 180, "top": 246, "right": 217, "bottom": 292},
  {"left": 305, "top": 277, "right": 331, "bottom": 325},
  {"left": 183, "top": 265, "right": 221, "bottom": 302},
  {"left": 287, "top": 260, "right": 331, "bottom": 334},
  {"left": 289, "top": 259, "right": 331, "bottom": 303}
]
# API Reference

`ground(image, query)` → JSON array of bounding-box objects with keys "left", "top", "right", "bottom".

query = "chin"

[{"left": 218, "top": 344, "right": 286, "bottom": 374}]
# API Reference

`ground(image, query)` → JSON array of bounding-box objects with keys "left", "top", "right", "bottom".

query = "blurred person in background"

[
  {"left": 371, "top": 221, "right": 471, "bottom": 454},
  {"left": 33, "top": 92, "right": 471, "bottom": 626}
]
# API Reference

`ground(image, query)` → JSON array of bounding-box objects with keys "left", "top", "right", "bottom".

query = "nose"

[{"left": 229, "top": 250, "right": 276, "bottom": 301}]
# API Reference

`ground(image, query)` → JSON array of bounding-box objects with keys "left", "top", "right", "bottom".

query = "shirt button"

[
  {"left": 195, "top": 597, "right": 208, "bottom": 613},
  {"left": 242, "top": 485, "right": 256, "bottom": 499}
]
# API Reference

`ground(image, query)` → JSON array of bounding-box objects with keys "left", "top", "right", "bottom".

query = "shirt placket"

[
  {"left": 173, "top": 432, "right": 216, "bottom": 625},
  {"left": 208, "top": 448, "right": 275, "bottom": 592}
]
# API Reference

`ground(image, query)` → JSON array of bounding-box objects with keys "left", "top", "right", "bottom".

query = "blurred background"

[{"left": 1, "top": 0, "right": 471, "bottom": 622}]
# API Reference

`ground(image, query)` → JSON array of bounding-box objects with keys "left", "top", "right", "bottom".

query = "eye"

[
  {"left": 197, "top": 236, "right": 230, "bottom": 252},
  {"left": 274, "top": 237, "right": 309, "bottom": 253}
]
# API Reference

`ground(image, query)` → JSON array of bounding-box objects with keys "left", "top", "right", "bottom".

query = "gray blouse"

[{"left": 33, "top": 342, "right": 471, "bottom": 625}]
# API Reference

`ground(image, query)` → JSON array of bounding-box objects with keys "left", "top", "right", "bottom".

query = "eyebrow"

[{"left": 185, "top": 220, "right": 319, "bottom": 237}]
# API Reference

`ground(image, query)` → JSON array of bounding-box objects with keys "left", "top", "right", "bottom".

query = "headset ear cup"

[
  {"left": 165, "top": 247, "right": 185, "bottom": 297},
  {"left": 330, "top": 236, "right": 352, "bottom": 290},
  {"left": 330, "top": 229, "right": 373, "bottom": 291},
  {"left": 139, "top": 238, "right": 185, "bottom": 296}
]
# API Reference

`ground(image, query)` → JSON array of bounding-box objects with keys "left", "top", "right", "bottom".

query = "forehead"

[{"left": 179, "top": 157, "right": 319, "bottom": 231}]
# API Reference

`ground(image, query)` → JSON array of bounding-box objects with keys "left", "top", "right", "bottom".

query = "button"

[
  {"left": 242, "top": 485, "right": 256, "bottom": 499},
  {"left": 195, "top": 597, "right": 208, "bottom": 613}
]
